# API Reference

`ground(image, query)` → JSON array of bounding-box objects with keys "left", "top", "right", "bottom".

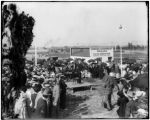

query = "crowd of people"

[
  {"left": 102, "top": 61, "right": 148, "bottom": 118},
  {"left": 2, "top": 57, "right": 148, "bottom": 119},
  {"left": 2, "top": 65, "right": 68, "bottom": 119}
]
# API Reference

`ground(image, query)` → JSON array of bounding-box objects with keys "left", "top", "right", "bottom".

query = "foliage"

[{"left": 2, "top": 3, "right": 35, "bottom": 89}]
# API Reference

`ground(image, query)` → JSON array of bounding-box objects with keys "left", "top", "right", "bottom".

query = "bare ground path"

[{"left": 57, "top": 78, "right": 119, "bottom": 118}]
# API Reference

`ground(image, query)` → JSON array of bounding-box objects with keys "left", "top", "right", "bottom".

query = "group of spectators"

[
  {"left": 2, "top": 57, "right": 148, "bottom": 119},
  {"left": 102, "top": 61, "right": 148, "bottom": 118},
  {"left": 2, "top": 63, "right": 68, "bottom": 119},
  {"left": 14, "top": 71, "right": 67, "bottom": 119}
]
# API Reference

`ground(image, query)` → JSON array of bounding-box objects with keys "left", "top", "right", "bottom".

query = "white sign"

[{"left": 90, "top": 48, "right": 114, "bottom": 62}]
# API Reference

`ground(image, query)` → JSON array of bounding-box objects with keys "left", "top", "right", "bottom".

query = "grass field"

[{"left": 26, "top": 49, "right": 148, "bottom": 62}]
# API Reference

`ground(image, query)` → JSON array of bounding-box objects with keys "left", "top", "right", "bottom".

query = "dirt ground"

[{"left": 57, "top": 78, "right": 119, "bottom": 119}]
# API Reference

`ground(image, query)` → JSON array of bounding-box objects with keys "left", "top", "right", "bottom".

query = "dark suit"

[
  {"left": 98, "top": 64, "right": 104, "bottom": 79},
  {"left": 59, "top": 80, "right": 67, "bottom": 109},
  {"left": 75, "top": 63, "right": 83, "bottom": 83},
  {"left": 103, "top": 75, "right": 116, "bottom": 110},
  {"left": 117, "top": 91, "right": 129, "bottom": 118},
  {"left": 34, "top": 97, "right": 47, "bottom": 118},
  {"left": 125, "top": 100, "right": 139, "bottom": 118}
]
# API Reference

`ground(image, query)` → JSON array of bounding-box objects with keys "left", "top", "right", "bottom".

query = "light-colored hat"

[
  {"left": 109, "top": 72, "right": 115, "bottom": 77},
  {"left": 43, "top": 80, "right": 50, "bottom": 87},
  {"left": 33, "top": 75, "right": 39, "bottom": 78},
  {"left": 48, "top": 78, "right": 55, "bottom": 81},
  {"left": 132, "top": 71, "right": 137, "bottom": 75},
  {"left": 116, "top": 73, "right": 120, "bottom": 78},
  {"left": 106, "top": 62, "right": 110, "bottom": 66},
  {"left": 129, "top": 70, "right": 133, "bottom": 73},
  {"left": 30, "top": 81, "right": 39, "bottom": 87},
  {"left": 43, "top": 83, "right": 50, "bottom": 88},
  {"left": 141, "top": 70, "right": 144, "bottom": 74}
]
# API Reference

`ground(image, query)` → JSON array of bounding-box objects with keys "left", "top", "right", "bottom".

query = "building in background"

[{"left": 70, "top": 46, "right": 114, "bottom": 62}]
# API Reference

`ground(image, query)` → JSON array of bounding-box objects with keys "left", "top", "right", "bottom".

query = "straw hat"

[
  {"left": 109, "top": 72, "right": 115, "bottom": 77},
  {"left": 49, "top": 78, "right": 55, "bottom": 81},
  {"left": 33, "top": 75, "right": 39, "bottom": 78},
  {"left": 43, "top": 80, "right": 50, "bottom": 87},
  {"left": 31, "top": 81, "right": 39, "bottom": 87},
  {"left": 43, "top": 82, "right": 50, "bottom": 88},
  {"left": 132, "top": 71, "right": 137, "bottom": 75}
]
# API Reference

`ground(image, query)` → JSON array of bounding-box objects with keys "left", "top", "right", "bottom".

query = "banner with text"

[{"left": 90, "top": 48, "right": 114, "bottom": 58}]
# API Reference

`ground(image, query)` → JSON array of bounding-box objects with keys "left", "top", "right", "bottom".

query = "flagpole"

[
  {"left": 120, "top": 46, "right": 123, "bottom": 76},
  {"left": 119, "top": 24, "right": 123, "bottom": 77},
  {"left": 35, "top": 42, "right": 37, "bottom": 66}
]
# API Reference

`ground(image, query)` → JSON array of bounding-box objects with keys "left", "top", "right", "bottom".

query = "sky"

[{"left": 6, "top": 2, "right": 148, "bottom": 47}]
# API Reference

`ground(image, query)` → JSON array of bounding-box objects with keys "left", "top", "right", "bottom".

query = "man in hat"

[
  {"left": 116, "top": 74, "right": 130, "bottom": 118},
  {"left": 59, "top": 75, "right": 67, "bottom": 109},
  {"left": 103, "top": 72, "right": 118, "bottom": 111},
  {"left": 34, "top": 88, "right": 52, "bottom": 118},
  {"left": 115, "top": 64, "right": 121, "bottom": 75},
  {"left": 30, "top": 83, "right": 42, "bottom": 112},
  {"left": 14, "top": 86, "right": 32, "bottom": 119},
  {"left": 117, "top": 87, "right": 129, "bottom": 118},
  {"left": 97, "top": 59, "right": 104, "bottom": 79},
  {"left": 74, "top": 60, "right": 83, "bottom": 83},
  {"left": 124, "top": 89, "right": 140, "bottom": 118},
  {"left": 46, "top": 87, "right": 53, "bottom": 118},
  {"left": 34, "top": 87, "right": 45, "bottom": 110},
  {"left": 52, "top": 76, "right": 60, "bottom": 118},
  {"left": 26, "top": 74, "right": 39, "bottom": 98},
  {"left": 42, "top": 80, "right": 50, "bottom": 88},
  {"left": 41, "top": 80, "right": 53, "bottom": 117},
  {"left": 2, "top": 77, "right": 11, "bottom": 115}
]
